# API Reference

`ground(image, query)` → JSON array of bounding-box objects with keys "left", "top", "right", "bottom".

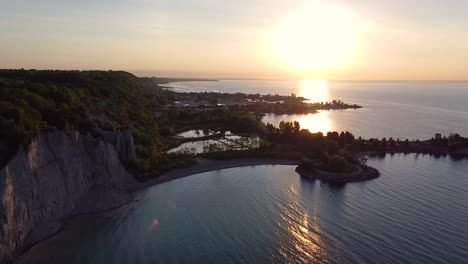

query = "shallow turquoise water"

[{"left": 21, "top": 154, "right": 468, "bottom": 263}]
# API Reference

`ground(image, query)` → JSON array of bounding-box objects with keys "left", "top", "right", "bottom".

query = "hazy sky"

[{"left": 2, "top": 0, "right": 468, "bottom": 79}]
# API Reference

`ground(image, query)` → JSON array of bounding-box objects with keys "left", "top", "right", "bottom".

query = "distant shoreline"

[
  {"left": 354, "top": 148, "right": 468, "bottom": 158},
  {"left": 152, "top": 78, "right": 218, "bottom": 85}
]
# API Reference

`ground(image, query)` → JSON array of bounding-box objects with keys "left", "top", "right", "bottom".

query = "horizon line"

[{"left": 2, "top": 68, "right": 468, "bottom": 82}]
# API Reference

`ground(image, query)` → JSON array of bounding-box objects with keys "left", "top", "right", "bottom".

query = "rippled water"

[
  {"left": 167, "top": 80, "right": 468, "bottom": 139},
  {"left": 20, "top": 154, "right": 468, "bottom": 264}
]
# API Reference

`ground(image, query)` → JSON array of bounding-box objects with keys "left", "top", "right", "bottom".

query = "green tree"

[
  {"left": 328, "top": 155, "right": 347, "bottom": 172},
  {"left": 326, "top": 140, "right": 340, "bottom": 156}
]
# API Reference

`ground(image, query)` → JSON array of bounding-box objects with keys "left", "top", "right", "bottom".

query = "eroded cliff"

[{"left": 0, "top": 131, "right": 137, "bottom": 263}]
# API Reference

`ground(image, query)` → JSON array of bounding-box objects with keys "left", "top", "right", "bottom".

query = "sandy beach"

[{"left": 133, "top": 158, "right": 300, "bottom": 192}]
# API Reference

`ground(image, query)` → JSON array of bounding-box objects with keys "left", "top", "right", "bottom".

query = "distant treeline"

[
  {"left": 172, "top": 91, "right": 307, "bottom": 102},
  {"left": 150, "top": 77, "right": 217, "bottom": 85}
]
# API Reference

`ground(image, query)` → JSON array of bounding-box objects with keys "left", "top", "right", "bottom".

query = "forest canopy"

[{"left": 0, "top": 70, "right": 166, "bottom": 169}]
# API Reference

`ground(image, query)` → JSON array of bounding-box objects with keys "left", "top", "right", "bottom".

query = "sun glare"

[
  {"left": 299, "top": 79, "right": 329, "bottom": 103},
  {"left": 271, "top": 2, "right": 356, "bottom": 74}
]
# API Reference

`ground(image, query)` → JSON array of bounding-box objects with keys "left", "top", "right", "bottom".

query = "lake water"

[
  {"left": 167, "top": 80, "right": 468, "bottom": 139},
  {"left": 19, "top": 154, "right": 468, "bottom": 264}
]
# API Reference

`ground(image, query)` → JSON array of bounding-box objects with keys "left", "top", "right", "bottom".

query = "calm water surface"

[
  {"left": 20, "top": 154, "right": 468, "bottom": 264},
  {"left": 167, "top": 80, "right": 468, "bottom": 139}
]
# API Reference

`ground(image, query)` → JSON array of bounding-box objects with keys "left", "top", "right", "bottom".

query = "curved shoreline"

[
  {"left": 13, "top": 159, "right": 299, "bottom": 263},
  {"left": 132, "top": 158, "right": 300, "bottom": 192},
  {"left": 16, "top": 152, "right": 465, "bottom": 262}
]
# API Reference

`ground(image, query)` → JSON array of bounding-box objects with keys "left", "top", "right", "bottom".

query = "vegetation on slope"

[
  {"left": 0, "top": 70, "right": 267, "bottom": 179},
  {"left": 0, "top": 70, "right": 178, "bottom": 178}
]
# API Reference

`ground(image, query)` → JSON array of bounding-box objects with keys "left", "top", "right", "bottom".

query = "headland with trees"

[{"left": 1, "top": 69, "right": 467, "bottom": 185}]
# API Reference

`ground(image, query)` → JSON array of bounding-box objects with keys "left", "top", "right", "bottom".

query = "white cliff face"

[
  {"left": 101, "top": 128, "right": 137, "bottom": 163},
  {"left": 0, "top": 131, "right": 137, "bottom": 263}
]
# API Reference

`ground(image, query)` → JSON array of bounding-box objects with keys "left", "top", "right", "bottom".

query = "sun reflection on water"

[
  {"left": 295, "top": 79, "right": 333, "bottom": 133},
  {"left": 276, "top": 185, "right": 329, "bottom": 263},
  {"left": 299, "top": 79, "right": 329, "bottom": 103},
  {"left": 298, "top": 111, "right": 332, "bottom": 134},
  {"left": 262, "top": 110, "right": 333, "bottom": 135}
]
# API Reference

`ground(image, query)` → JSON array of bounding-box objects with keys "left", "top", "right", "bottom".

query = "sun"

[{"left": 271, "top": 2, "right": 357, "bottom": 74}]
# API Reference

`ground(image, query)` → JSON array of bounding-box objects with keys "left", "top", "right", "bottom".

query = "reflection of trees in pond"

[
  {"left": 201, "top": 136, "right": 260, "bottom": 153},
  {"left": 367, "top": 152, "right": 466, "bottom": 161},
  {"left": 203, "top": 143, "right": 225, "bottom": 153},
  {"left": 175, "top": 147, "right": 197, "bottom": 154},
  {"left": 171, "top": 135, "right": 261, "bottom": 154}
]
